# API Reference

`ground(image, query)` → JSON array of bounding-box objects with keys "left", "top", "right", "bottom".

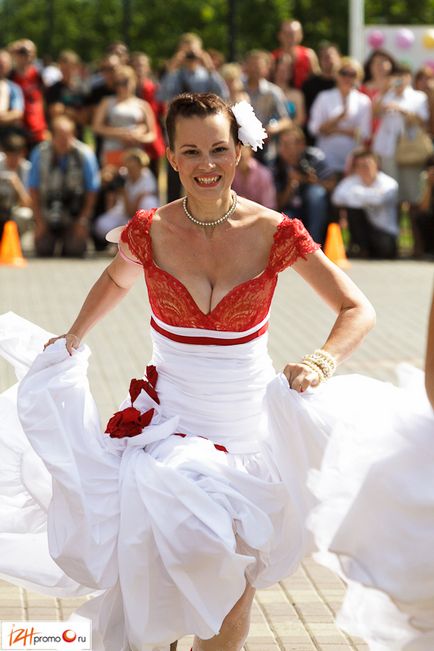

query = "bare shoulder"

[
  {"left": 137, "top": 97, "right": 152, "bottom": 112},
  {"left": 153, "top": 199, "right": 184, "bottom": 227},
  {"left": 235, "top": 196, "right": 284, "bottom": 237},
  {"left": 140, "top": 97, "right": 153, "bottom": 110},
  {"left": 97, "top": 96, "right": 111, "bottom": 111}
]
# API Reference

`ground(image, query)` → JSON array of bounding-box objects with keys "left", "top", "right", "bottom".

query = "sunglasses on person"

[
  {"left": 114, "top": 78, "right": 129, "bottom": 87},
  {"left": 338, "top": 69, "right": 357, "bottom": 78}
]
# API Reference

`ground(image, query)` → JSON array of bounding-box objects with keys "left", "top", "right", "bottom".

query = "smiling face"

[{"left": 167, "top": 112, "right": 241, "bottom": 199}]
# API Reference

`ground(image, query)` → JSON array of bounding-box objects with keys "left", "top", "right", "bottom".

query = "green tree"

[{"left": 0, "top": 0, "right": 433, "bottom": 64}]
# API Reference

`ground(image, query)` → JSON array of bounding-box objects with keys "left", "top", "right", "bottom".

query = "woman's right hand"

[{"left": 43, "top": 333, "right": 81, "bottom": 356}]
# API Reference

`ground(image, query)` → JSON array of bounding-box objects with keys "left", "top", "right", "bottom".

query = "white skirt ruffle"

[{"left": 0, "top": 312, "right": 433, "bottom": 651}]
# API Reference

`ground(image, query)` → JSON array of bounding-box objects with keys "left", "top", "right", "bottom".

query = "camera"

[
  {"left": 297, "top": 158, "right": 315, "bottom": 178},
  {"left": 185, "top": 51, "right": 200, "bottom": 61},
  {"left": 106, "top": 166, "right": 128, "bottom": 192},
  {"left": 46, "top": 201, "right": 65, "bottom": 230},
  {"left": 45, "top": 188, "right": 84, "bottom": 230},
  {"left": 110, "top": 172, "right": 127, "bottom": 190},
  {"left": 45, "top": 192, "right": 67, "bottom": 230}
]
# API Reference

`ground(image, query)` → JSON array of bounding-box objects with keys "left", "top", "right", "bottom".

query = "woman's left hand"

[{"left": 283, "top": 362, "right": 321, "bottom": 393}]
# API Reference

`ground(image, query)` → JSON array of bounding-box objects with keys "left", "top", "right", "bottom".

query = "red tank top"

[
  {"left": 272, "top": 45, "right": 312, "bottom": 89},
  {"left": 121, "top": 209, "right": 320, "bottom": 332},
  {"left": 10, "top": 67, "right": 47, "bottom": 142}
]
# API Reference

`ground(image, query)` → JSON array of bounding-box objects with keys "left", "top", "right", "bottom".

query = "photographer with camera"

[
  {"left": 273, "top": 125, "right": 336, "bottom": 244},
  {"left": 158, "top": 33, "right": 229, "bottom": 202},
  {"left": 93, "top": 148, "right": 159, "bottom": 240},
  {"left": 158, "top": 33, "right": 228, "bottom": 102},
  {"left": 28, "top": 115, "right": 100, "bottom": 257}
]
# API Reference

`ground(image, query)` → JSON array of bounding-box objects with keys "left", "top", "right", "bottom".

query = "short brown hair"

[
  {"left": 114, "top": 65, "right": 137, "bottom": 84},
  {"left": 2, "top": 133, "right": 26, "bottom": 152},
  {"left": 165, "top": 92, "right": 239, "bottom": 150},
  {"left": 52, "top": 115, "right": 76, "bottom": 133},
  {"left": 58, "top": 49, "right": 80, "bottom": 65},
  {"left": 123, "top": 148, "right": 150, "bottom": 167},
  {"left": 279, "top": 125, "right": 305, "bottom": 142},
  {"left": 178, "top": 33, "right": 202, "bottom": 49},
  {"left": 351, "top": 147, "right": 379, "bottom": 168}
]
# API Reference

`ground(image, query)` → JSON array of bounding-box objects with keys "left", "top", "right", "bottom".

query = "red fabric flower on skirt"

[
  {"left": 105, "top": 406, "right": 154, "bottom": 438},
  {"left": 105, "top": 365, "right": 159, "bottom": 438},
  {"left": 129, "top": 365, "right": 159, "bottom": 405}
]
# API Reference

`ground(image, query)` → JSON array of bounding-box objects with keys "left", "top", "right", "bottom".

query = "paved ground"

[{"left": 0, "top": 255, "right": 433, "bottom": 650}]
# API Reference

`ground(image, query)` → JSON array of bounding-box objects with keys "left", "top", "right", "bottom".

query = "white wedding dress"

[{"left": 0, "top": 210, "right": 433, "bottom": 651}]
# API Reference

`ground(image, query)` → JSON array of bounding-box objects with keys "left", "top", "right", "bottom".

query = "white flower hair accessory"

[{"left": 231, "top": 100, "right": 268, "bottom": 151}]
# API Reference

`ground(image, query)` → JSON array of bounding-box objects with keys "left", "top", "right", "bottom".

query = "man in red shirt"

[
  {"left": 9, "top": 39, "right": 48, "bottom": 148},
  {"left": 272, "top": 20, "right": 319, "bottom": 90}
]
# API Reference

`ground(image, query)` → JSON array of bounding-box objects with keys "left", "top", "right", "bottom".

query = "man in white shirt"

[{"left": 332, "top": 148, "right": 399, "bottom": 258}]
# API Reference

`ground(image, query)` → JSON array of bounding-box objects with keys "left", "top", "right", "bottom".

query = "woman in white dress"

[
  {"left": 46, "top": 91, "right": 376, "bottom": 650},
  {"left": 0, "top": 93, "right": 433, "bottom": 651}
]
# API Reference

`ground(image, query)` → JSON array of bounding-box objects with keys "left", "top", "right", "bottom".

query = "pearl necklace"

[{"left": 182, "top": 191, "right": 238, "bottom": 227}]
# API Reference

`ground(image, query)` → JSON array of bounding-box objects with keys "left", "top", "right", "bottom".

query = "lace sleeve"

[
  {"left": 120, "top": 209, "right": 155, "bottom": 266},
  {"left": 269, "top": 216, "right": 321, "bottom": 273}
]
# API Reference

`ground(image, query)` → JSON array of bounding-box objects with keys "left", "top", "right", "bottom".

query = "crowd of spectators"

[{"left": 1, "top": 23, "right": 434, "bottom": 259}]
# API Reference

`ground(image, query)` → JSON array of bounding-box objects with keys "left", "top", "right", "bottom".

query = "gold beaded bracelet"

[
  {"left": 300, "top": 348, "right": 337, "bottom": 382},
  {"left": 310, "top": 352, "right": 335, "bottom": 378},
  {"left": 300, "top": 360, "right": 325, "bottom": 382}
]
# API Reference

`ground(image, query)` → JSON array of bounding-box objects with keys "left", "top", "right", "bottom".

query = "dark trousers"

[
  {"left": 413, "top": 210, "right": 434, "bottom": 255},
  {"left": 0, "top": 216, "right": 7, "bottom": 241},
  {"left": 346, "top": 207, "right": 397, "bottom": 259},
  {"left": 285, "top": 184, "right": 330, "bottom": 245},
  {"left": 35, "top": 224, "right": 87, "bottom": 258}
]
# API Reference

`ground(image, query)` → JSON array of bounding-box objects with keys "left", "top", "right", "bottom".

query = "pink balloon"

[
  {"left": 423, "top": 59, "right": 434, "bottom": 73},
  {"left": 395, "top": 28, "right": 415, "bottom": 50},
  {"left": 367, "top": 29, "right": 385, "bottom": 49}
]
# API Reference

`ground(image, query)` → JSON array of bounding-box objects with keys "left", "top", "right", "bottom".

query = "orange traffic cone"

[
  {"left": 324, "top": 223, "right": 350, "bottom": 269},
  {"left": 0, "top": 220, "right": 27, "bottom": 267}
]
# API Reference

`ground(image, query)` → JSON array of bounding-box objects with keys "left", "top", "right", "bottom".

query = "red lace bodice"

[{"left": 121, "top": 209, "right": 320, "bottom": 331}]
